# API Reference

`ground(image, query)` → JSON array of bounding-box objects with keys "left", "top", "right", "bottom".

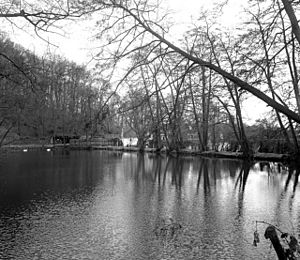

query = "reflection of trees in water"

[
  {"left": 211, "top": 159, "right": 217, "bottom": 186},
  {"left": 234, "top": 161, "right": 253, "bottom": 219},
  {"left": 153, "top": 155, "right": 169, "bottom": 187},
  {"left": 151, "top": 156, "right": 220, "bottom": 193},
  {"left": 153, "top": 155, "right": 162, "bottom": 186},
  {"left": 196, "top": 162, "right": 202, "bottom": 193},
  {"left": 132, "top": 156, "right": 247, "bottom": 195},
  {"left": 284, "top": 162, "right": 299, "bottom": 196},
  {"left": 271, "top": 161, "right": 299, "bottom": 215},
  {"left": 259, "top": 162, "right": 278, "bottom": 173},
  {"left": 275, "top": 162, "right": 300, "bottom": 219},
  {"left": 235, "top": 161, "right": 252, "bottom": 193},
  {"left": 130, "top": 155, "right": 300, "bottom": 236},
  {"left": 255, "top": 161, "right": 299, "bottom": 197},
  {"left": 196, "top": 159, "right": 211, "bottom": 195},
  {"left": 170, "top": 157, "right": 184, "bottom": 189},
  {"left": 133, "top": 155, "right": 299, "bottom": 203},
  {"left": 151, "top": 157, "right": 242, "bottom": 195},
  {"left": 130, "top": 153, "right": 159, "bottom": 185},
  {"left": 132, "top": 154, "right": 176, "bottom": 189},
  {"left": 151, "top": 156, "right": 186, "bottom": 189},
  {"left": 221, "top": 159, "right": 241, "bottom": 178},
  {"left": 272, "top": 162, "right": 300, "bottom": 238},
  {"left": 133, "top": 154, "right": 145, "bottom": 185}
]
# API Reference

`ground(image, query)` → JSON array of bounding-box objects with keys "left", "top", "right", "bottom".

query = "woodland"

[{"left": 1, "top": 0, "right": 300, "bottom": 159}]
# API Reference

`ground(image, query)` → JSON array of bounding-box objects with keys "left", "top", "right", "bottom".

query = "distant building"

[
  {"left": 121, "top": 127, "right": 138, "bottom": 147},
  {"left": 122, "top": 137, "right": 138, "bottom": 147}
]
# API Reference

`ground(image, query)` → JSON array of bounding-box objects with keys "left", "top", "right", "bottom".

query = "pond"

[{"left": 0, "top": 150, "right": 299, "bottom": 259}]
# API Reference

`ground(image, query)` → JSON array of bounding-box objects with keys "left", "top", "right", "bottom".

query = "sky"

[
  {"left": 4, "top": 0, "right": 247, "bottom": 64},
  {"left": 2, "top": 0, "right": 268, "bottom": 123}
]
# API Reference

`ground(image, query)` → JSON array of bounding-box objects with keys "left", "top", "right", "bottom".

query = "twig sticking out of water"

[
  {"left": 254, "top": 220, "right": 300, "bottom": 260},
  {"left": 153, "top": 218, "right": 182, "bottom": 241}
]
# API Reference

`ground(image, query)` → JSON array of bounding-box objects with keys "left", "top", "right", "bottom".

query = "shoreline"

[{"left": 0, "top": 143, "right": 291, "bottom": 162}]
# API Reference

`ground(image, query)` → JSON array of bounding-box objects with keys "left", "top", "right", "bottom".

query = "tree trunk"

[
  {"left": 264, "top": 226, "right": 287, "bottom": 260},
  {"left": 155, "top": 78, "right": 162, "bottom": 150},
  {"left": 119, "top": 4, "right": 300, "bottom": 123},
  {"left": 189, "top": 77, "right": 204, "bottom": 150},
  {"left": 281, "top": 0, "right": 300, "bottom": 46},
  {"left": 202, "top": 66, "right": 209, "bottom": 151}
]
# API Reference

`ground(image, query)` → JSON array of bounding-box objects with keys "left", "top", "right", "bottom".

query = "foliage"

[
  {"left": 254, "top": 221, "right": 300, "bottom": 259},
  {"left": 0, "top": 35, "right": 117, "bottom": 144}
]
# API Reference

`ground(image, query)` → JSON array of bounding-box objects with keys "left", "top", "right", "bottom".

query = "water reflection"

[
  {"left": 235, "top": 161, "right": 252, "bottom": 192},
  {"left": 196, "top": 159, "right": 211, "bottom": 195},
  {"left": 284, "top": 161, "right": 300, "bottom": 195},
  {"left": 0, "top": 151, "right": 299, "bottom": 259}
]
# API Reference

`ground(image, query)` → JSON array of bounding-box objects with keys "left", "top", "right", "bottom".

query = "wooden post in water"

[{"left": 264, "top": 225, "right": 286, "bottom": 260}]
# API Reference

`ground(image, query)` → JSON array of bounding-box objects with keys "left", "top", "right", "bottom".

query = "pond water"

[{"left": 0, "top": 150, "right": 299, "bottom": 259}]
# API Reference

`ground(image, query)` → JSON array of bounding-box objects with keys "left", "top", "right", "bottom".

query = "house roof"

[{"left": 122, "top": 128, "right": 137, "bottom": 138}]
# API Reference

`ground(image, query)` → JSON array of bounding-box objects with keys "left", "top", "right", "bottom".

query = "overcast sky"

[
  {"left": 3, "top": 0, "right": 267, "bottom": 123},
  {"left": 3, "top": 0, "right": 248, "bottom": 64}
]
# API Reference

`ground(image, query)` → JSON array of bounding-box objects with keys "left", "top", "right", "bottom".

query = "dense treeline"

[{"left": 0, "top": 35, "right": 119, "bottom": 146}]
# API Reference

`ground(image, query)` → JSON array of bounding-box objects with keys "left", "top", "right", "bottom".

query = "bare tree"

[
  {"left": 0, "top": 0, "right": 87, "bottom": 33},
  {"left": 89, "top": 0, "right": 300, "bottom": 123}
]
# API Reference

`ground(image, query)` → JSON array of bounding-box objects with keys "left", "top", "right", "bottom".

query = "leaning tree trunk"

[{"left": 264, "top": 226, "right": 287, "bottom": 260}]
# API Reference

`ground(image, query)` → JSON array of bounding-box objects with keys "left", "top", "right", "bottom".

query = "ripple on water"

[{"left": 0, "top": 152, "right": 298, "bottom": 259}]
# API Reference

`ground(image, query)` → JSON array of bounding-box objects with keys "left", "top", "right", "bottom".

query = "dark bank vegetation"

[
  {"left": 0, "top": 35, "right": 121, "bottom": 147},
  {"left": 1, "top": 0, "right": 300, "bottom": 162}
]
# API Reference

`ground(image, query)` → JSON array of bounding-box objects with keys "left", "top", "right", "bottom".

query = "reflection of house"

[{"left": 121, "top": 128, "right": 138, "bottom": 147}]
